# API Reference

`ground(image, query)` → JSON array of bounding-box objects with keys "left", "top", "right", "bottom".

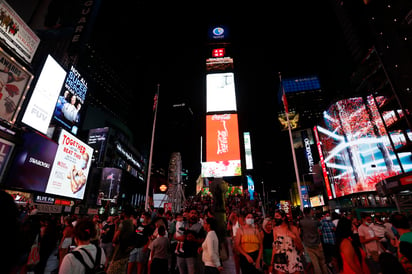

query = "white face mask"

[
  {"left": 246, "top": 218, "right": 254, "bottom": 225},
  {"left": 325, "top": 216, "right": 332, "bottom": 221},
  {"left": 78, "top": 159, "right": 87, "bottom": 169}
]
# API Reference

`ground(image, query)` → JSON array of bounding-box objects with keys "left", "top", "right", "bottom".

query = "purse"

[
  {"left": 27, "top": 234, "right": 40, "bottom": 267},
  {"left": 273, "top": 252, "right": 287, "bottom": 264}
]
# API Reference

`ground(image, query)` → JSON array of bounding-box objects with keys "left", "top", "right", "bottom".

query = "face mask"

[
  {"left": 365, "top": 222, "right": 370, "bottom": 226},
  {"left": 140, "top": 218, "right": 145, "bottom": 223},
  {"left": 274, "top": 218, "right": 283, "bottom": 226},
  {"left": 78, "top": 159, "right": 87, "bottom": 169},
  {"left": 325, "top": 217, "right": 332, "bottom": 221},
  {"left": 246, "top": 218, "right": 254, "bottom": 225}
]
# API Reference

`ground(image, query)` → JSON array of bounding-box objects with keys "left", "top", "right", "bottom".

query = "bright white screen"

[
  {"left": 206, "top": 73, "right": 237, "bottom": 112},
  {"left": 22, "top": 55, "right": 66, "bottom": 134}
]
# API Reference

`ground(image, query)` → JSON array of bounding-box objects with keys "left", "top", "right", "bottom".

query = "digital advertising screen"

[
  {"left": 204, "top": 113, "right": 241, "bottom": 178},
  {"left": 243, "top": 132, "right": 253, "bottom": 170},
  {"left": 206, "top": 72, "right": 237, "bottom": 112},
  {"left": 206, "top": 113, "right": 241, "bottom": 162},
  {"left": 0, "top": 1, "right": 40, "bottom": 63},
  {"left": 0, "top": 137, "right": 14, "bottom": 181},
  {"left": 53, "top": 66, "right": 88, "bottom": 135},
  {"left": 206, "top": 57, "right": 234, "bottom": 73},
  {"left": 316, "top": 95, "right": 412, "bottom": 198},
  {"left": 3, "top": 131, "right": 58, "bottom": 192},
  {"left": 22, "top": 55, "right": 66, "bottom": 134},
  {"left": 0, "top": 48, "right": 33, "bottom": 123},
  {"left": 45, "top": 129, "right": 94, "bottom": 200},
  {"left": 99, "top": 167, "right": 122, "bottom": 204}
]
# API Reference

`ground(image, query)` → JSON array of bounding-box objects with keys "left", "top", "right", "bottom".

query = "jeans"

[
  {"left": 176, "top": 256, "right": 197, "bottom": 274},
  {"left": 305, "top": 244, "right": 329, "bottom": 274}
]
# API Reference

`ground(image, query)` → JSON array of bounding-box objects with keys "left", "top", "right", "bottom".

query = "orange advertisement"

[{"left": 206, "top": 114, "right": 241, "bottom": 162}]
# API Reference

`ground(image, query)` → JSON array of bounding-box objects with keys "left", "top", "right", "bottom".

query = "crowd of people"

[{"left": 3, "top": 188, "right": 412, "bottom": 274}]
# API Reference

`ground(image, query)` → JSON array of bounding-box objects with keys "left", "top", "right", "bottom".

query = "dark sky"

[{"left": 93, "top": 1, "right": 353, "bottom": 197}]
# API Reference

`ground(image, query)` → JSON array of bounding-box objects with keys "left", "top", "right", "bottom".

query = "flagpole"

[
  {"left": 279, "top": 72, "right": 304, "bottom": 212},
  {"left": 145, "top": 84, "right": 160, "bottom": 212}
]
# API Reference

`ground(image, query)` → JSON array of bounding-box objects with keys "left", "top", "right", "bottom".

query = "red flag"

[
  {"left": 282, "top": 89, "right": 289, "bottom": 114},
  {"left": 153, "top": 92, "right": 158, "bottom": 111}
]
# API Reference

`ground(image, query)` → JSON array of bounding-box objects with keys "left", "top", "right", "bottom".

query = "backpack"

[{"left": 71, "top": 247, "right": 106, "bottom": 274}]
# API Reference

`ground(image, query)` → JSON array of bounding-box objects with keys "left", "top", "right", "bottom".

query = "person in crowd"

[
  {"left": 199, "top": 217, "right": 223, "bottom": 274},
  {"left": 149, "top": 225, "right": 170, "bottom": 274},
  {"left": 235, "top": 212, "right": 263, "bottom": 274},
  {"left": 128, "top": 211, "right": 153, "bottom": 274},
  {"left": 320, "top": 212, "right": 338, "bottom": 271},
  {"left": 59, "top": 216, "right": 74, "bottom": 267},
  {"left": 300, "top": 207, "right": 329, "bottom": 274},
  {"left": 35, "top": 216, "right": 59, "bottom": 274},
  {"left": 261, "top": 217, "right": 274, "bottom": 273},
  {"left": 175, "top": 212, "right": 186, "bottom": 254},
  {"left": 270, "top": 209, "right": 303, "bottom": 274},
  {"left": 332, "top": 212, "right": 341, "bottom": 227},
  {"left": 59, "top": 217, "right": 106, "bottom": 274},
  {"left": 335, "top": 217, "right": 370, "bottom": 274},
  {"left": 90, "top": 214, "right": 101, "bottom": 246},
  {"left": 370, "top": 215, "right": 395, "bottom": 252},
  {"left": 228, "top": 209, "right": 243, "bottom": 274},
  {"left": 390, "top": 212, "right": 412, "bottom": 273},
  {"left": 350, "top": 216, "right": 361, "bottom": 248},
  {"left": 358, "top": 213, "right": 383, "bottom": 274},
  {"left": 100, "top": 215, "right": 115, "bottom": 264},
  {"left": 107, "top": 206, "right": 137, "bottom": 274},
  {"left": 175, "top": 208, "right": 206, "bottom": 274}
]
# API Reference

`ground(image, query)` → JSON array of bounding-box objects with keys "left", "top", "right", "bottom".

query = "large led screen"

[
  {"left": 0, "top": 48, "right": 33, "bottom": 123},
  {"left": 206, "top": 73, "right": 237, "bottom": 112},
  {"left": 45, "top": 129, "right": 94, "bottom": 199},
  {"left": 204, "top": 113, "right": 241, "bottom": 177},
  {"left": 99, "top": 167, "right": 122, "bottom": 204},
  {"left": 22, "top": 55, "right": 66, "bottom": 134},
  {"left": 316, "top": 96, "right": 412, "bottom": 198},
  {"left": 53, "top": 66, "right": 88, "bottom": 135},
  {"left": 3, "top": 132, "right": 58, "bottom": 192}
]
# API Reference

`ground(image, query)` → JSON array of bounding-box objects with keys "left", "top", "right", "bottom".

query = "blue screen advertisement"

[{"left": 52, "top": 66, "right": 88, "bottom": 135}]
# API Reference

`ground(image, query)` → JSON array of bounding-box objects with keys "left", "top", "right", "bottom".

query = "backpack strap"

[
  {"left": 71, "top": 250, "right": 92, "bottom": 271},
  {"left": 80, "top": 247, "right": 103, "bottom": 269}
]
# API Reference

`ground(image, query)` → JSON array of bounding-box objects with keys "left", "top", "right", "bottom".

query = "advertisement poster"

[
  {"left": 206, "top": 73, "right": 237, "bottom": 112},
  {"left": 53, "top": 66, "right": 88, "bottom": 134},
  {"left": 3, "top": 132, "right": 58, "bottom": 192},
  {"left": 0, "top": 48, "right": 33, "bottom": 123},
  {"left": 0, "top": 1, "right": 40, "bottom": 63},
  {"left": 206, "top": 114, "right": 241, "bottom": 162},
  {"left": 45, "top": 129, "right": 94, "bottom": 199},
  {"left": 21, "top": 55, "right": 66, "bottom": 134}
]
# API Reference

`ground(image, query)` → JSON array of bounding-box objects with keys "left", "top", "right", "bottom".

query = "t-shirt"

[
  {"left": 177, "top": 222, "right": 205, "bottom": 258},
  {"left": 101, "top": 223, "right": 115, "bottom": 243},
  {"left": 59, "top": 244, "right": 106, "bottom": 274},
  {"left": 358, "top": 224, "right": 382, "bottom": 257},
  {"left": 151, "top": 236, "right": 170, "bottom": 260},
  {"left": 300, "top": 216, "right": 321, "bottom": 248}
]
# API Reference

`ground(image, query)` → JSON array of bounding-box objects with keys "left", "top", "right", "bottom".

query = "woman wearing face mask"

[
  {"left": 269, "top": 209, "right": 304, "bottom": 274},
  {"left": 235, "top": 212, "right": 263, "bottom": 274}
]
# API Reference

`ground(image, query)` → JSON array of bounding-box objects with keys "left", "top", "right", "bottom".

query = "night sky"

[{"left": 92, "top": 1, "right": 354, "bottom": 198}]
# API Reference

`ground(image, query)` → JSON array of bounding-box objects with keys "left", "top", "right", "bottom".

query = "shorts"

[{"left": 129, "top": 247, "right": 149, "bottom": 263}]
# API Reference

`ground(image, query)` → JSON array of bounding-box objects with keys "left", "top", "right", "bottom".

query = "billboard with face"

[{"left": 45, "top": 129, "right": 94, "bottom": 199}]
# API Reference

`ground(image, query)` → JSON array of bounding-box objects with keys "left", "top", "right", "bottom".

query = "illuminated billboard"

[
  {"left": 204, "top": 113, "right": 241, "bottom": 177},
  {"left": 278, "top": 111, "right": 300, "bottom": 131},
  {"left": 4, "top": 132, "right": 58, "bottom": 192},
  {"left": 243, "top": 132, "right": 253, "bottom": 170},
  {"left": 206, "top": 73, "right": 237, "bottom": 112},
  {"left": 0, "top": 1, "right": 40, "bottom": 63},
  {"left": 22, "top": 55, "right": 66, "bottom": 134},
  {"left": 45, "top": 129, "right": 94, "bottom": 200},
  {"left": 206, "top": 57, "right": 234, "bottom": 73},
  {"left": 315, "top": 96, "right": 412, "bottom": 198},
  {"left": 53, "top": 66, "right": 88, "bottom": 135},
  {"left": 0, "top": 48, "right": 33, "bottom": 124}
]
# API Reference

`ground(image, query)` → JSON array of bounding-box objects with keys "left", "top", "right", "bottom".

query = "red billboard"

[{"left": 206, "top": 113, "right": 241, "bottom": 162}]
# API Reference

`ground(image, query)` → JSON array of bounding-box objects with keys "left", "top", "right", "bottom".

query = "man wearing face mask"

[
  {"left": 358, "top": 214, "right": 383, "bottom": 274},
  {"left": 320, "top": 212, "right": 337, "bottom": 271}
]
